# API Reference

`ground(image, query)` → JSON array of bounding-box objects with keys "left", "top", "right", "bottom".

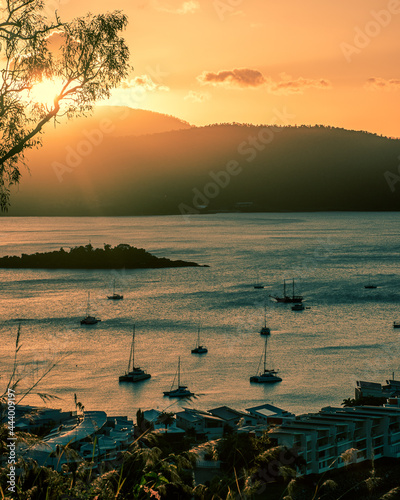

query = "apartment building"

[{"left": 268, "top": 404, "right": 400, "bottom": 475}]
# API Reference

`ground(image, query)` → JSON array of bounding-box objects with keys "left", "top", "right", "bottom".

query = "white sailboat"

[
  {"left": 250, "top": 336, "right": 282, "bottom": 383},
  {"left": 191, "top": 325, "right": 208, "bottom": 354},
  {"left": 260, "top": 303, "right": 271, "bottom": 335},
  {"left": 163, "top": 357, "right": 194, "bottom": 397},
  {"left": 119, "top": 325, "right": 151, "bottom": 382},
  {"left": 108, "top": 279, "right": 124, "bottom": 300},
  {"left": 80, "top": 292, "right": 101, "bottom": 325}
]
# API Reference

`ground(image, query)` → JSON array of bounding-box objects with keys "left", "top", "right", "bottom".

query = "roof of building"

[
  {"left": 176, "top": 409, "right": 225, "bottom": 423},
  {"left": 208, "top": 406, "right": 251, "bottom": 421},
  {"left": 246, "top": 403, "right": 294, "bottom": 416}
]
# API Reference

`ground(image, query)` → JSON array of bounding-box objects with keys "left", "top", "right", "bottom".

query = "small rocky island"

[{"left": 0, "top": 243, "right": 205, "bottom": 269}]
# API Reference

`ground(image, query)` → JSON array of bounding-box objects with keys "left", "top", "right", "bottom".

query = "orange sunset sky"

[{"left": 52, "top": 0, "right": 400, "bottom": 137}]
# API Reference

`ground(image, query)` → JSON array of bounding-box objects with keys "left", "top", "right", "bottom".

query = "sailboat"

[
  {"left": 260, "top": 303, "right": 271, "bottom": 335},
  {"left": 191, "top": 325, "right": 208, "bottom": 354},
  {"left": 270, "top": 279, "right": 303, "bottom": 303},
  {"left": 119, "top": 325, "right": 151, "bottom": 382},
  {"left": 364, "top": 275, "right": 377, "bottom": 289},
  {"left": 80, "top": 292, "right": 101, "bottom": 325},
  {"left": 250, "top": 336, "right": 282, "bottom": 383},
  {"left": 163, "top": 357, "right": 194, "bottom": 397},
  {"left": 108, "top": 280, "right": 124, "bottom": 300}
]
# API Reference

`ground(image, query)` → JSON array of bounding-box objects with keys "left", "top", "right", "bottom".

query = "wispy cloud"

[
  {"left": 152, "top": 0, "right": 200, "bottom": 14},
  {"left": 197, "top": 68, "right": 331, "bottom": 94},
  {"left": 197, "top": 68, "right": 266, "bottom": 88},
  {"left": 365, "top": 77, "right": 400, "bottom": 91},
  {"left": 120, "top": 75, "right": 169, "bottom": 92},
  {"left": 184, "top": 90, "right": 211, "bottom": 103},
  {"left": 266, "top": 74, "right": 331, "bottom": 95}
]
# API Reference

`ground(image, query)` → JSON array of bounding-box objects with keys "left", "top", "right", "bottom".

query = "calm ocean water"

[{"left": 1, "top": 213, "right": 399, "bottom": 420}]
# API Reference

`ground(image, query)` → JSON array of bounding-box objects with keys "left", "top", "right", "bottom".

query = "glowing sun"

[{"left": 29, "top": 78, "right": 64, "bottom": 108}]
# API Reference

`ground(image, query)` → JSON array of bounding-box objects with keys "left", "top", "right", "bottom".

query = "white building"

[{"left": 268, "top": 405, "right": 400, "bottom": 476}]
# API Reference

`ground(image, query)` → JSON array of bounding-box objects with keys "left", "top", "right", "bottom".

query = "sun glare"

[{"left": 29, "top": 78, "right": 64, "bottom": 108}]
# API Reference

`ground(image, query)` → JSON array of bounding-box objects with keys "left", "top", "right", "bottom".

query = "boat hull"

[
  {"left": 260, "top": 327, "right": 271, "bottom": 335},
  {"left": 108, "top": 294, "right": 124, "bottom": 300},
  {"left": 119, "top": 372, "right": 151, "bottom": 383},
  {"left": 271, "top": 296, "right": 303, "bottom": 303},
  {"left": 191, "top": 347, "right": 208, "bottom": 354},
  {"left": 80, "top": 316, "right": 101, "bottom": 325},
  {"left": 250, "top": 374, "right": 282, "bottom": 383},
  {"left": 163, "top": 386, "right": 194, "bottom": 398}
]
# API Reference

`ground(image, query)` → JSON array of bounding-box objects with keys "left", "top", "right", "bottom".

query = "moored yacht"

[
  {"left": 191, "top": 325, "right": 208, "bottom": 354},
  {"left": 164, "top": 357, "right": 194, "bottom": 397},
  {"left": 250, "top": 336, "right": 282, "bottom": 383},
  {"left": 81, "top": 292, "right": 101, "bottom": 325},
  {"left": 119, "top": 325, "right": 151, "bottom": 383},
  {"left": 108, "top": 279, "right": 124, "bottom": 300},
  {"left": 260, "top": 303, "right": 271, "bottom": 335},
  {"left": 270, "top": 279, "right": 303, "bottom": 303}
]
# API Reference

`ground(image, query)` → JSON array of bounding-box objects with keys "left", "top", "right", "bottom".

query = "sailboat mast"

[
  {"left": 132, "top": 325, "right": 135, "bottom": 369},
  {"left": 178, "top": 357, "right": 181, "bottom": 387},
  {"left": 87, "top": 292, "right": 90, "bottom": 316},
  {"left": 263, "top": 337, "right": 267, "bottom": 372},
  {"left": 197, "top": 326, "right": 201, "bottom": 347},
  {"left": 283, "top": 279, "right": 286, "bottom": 297},
  {"left": 128, "top": 326, "right": 135, "bottom": 373},
  {"left": 292, "top": 279, "right": 295, "bottom": 299},
  {"left": 264, "top": 303, "right": 267, "bottom": 327}
]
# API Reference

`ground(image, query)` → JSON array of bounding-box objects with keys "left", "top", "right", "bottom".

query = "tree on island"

[{"left": 0, "top": 0, "right": 130, "bottom": 210}]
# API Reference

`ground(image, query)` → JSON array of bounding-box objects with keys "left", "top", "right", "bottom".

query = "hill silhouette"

[{"left": 6, "top": 109, "right": 400, "bottom": 215}]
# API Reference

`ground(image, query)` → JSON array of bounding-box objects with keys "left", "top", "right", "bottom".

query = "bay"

[{"left": 0, "top": 212, "right": 399, "bottom": 420}]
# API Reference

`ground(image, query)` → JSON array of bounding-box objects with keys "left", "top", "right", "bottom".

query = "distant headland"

[{"left": 0, "top": 244, "right": 205, "bottom": 269}]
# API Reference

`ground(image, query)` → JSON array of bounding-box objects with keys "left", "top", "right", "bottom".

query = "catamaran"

[
  {"left": 80, "top": 292, "right": 101, "bottom": 325},
  {"left": 163, "top": 357, "right": 194, "bottom": 397},
  {"left": 270, "top": 278, "right": 303, "bottom": 303},
  {"left": 191, "top": 325, "right": 208, "bottom": 354},
  {"left": 250, "top": 336, "right": 282, "bottom": 383},
  {"left": 119, "top": 325, "right": 151, "bottom": 382}
]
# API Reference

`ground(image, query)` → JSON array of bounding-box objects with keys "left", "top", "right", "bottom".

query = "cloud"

[
  {"left": 120, "top": 75, "right": 169, "bottom": 92},
  {"left": 365, "top": 77, "right": 400, "bottom": 91},
  {"left": 267, "top": 74, "right": 331, "bottom": 95},
  {"left": 184, "top": 90, "right": 211, "bottom": 103},
  {"left": 152, "top": 0, "right": 200, "bottom": 14},
  {"left": 197, "top": 68, "right": 266, "bottom": 88},
  {"left": 197, "top": 69, "right": 331, "bottom": 94}
]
